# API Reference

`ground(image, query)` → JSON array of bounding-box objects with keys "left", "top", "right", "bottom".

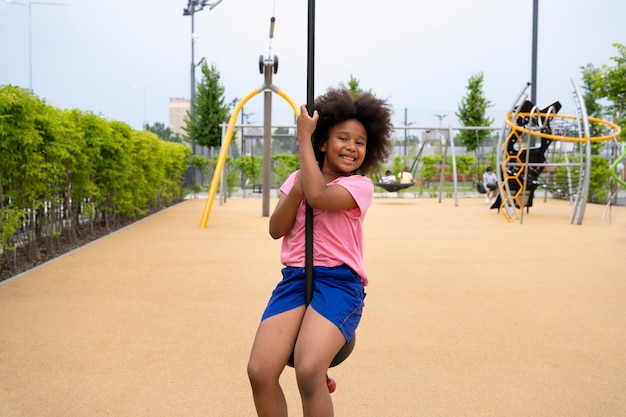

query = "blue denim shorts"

[{"left": 261, "top": 265, "right": 366, "bottom": 343}]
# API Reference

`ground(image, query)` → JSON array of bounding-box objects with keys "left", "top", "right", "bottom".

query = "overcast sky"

[{"left": 1, "top": 0, "right": 624, "bottom": 131}]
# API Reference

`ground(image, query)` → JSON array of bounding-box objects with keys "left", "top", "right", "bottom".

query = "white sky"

[{"left": 1, "top": 0, "right": 624, "bottom": 131}]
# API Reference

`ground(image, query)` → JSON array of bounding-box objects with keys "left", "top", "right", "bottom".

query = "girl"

[{"left": 247, "top": 87, "right": 393, "bottom": 417}]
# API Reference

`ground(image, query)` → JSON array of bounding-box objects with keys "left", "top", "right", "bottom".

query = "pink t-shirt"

[{"left": 278, "top": 170, "right": 373, "bottom": 285}]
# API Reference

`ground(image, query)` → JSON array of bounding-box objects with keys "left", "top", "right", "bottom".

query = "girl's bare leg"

[
  {"left": 248, "top": 307, "right": 305, "bottom": 417},
  {"left": 294, "top": 307, "right": 346, "bottom": 417}
]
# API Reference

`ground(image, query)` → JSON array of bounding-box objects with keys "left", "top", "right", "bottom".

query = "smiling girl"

[{"left": 247, "top": 87, "right": 393, "bottom": 417}]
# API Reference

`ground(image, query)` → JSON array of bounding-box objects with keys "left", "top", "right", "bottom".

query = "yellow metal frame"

[
  {"left": 199, "top": 87, "right": 300, "bottom": 228},
  {"left": 504, "top": 112, "right": 621, "bottom": 143},
  {"left": 499, "top": 112, "right": 621, "bottom": 222}
]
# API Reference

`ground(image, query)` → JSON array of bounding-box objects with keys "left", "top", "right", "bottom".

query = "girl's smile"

[{"left": 320, "top": 119, "right": 367, "bottom": 176}]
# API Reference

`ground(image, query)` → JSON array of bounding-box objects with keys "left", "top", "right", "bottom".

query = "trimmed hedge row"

[{"left": 0, "top": 85, "right": 191, "bottom": 272}]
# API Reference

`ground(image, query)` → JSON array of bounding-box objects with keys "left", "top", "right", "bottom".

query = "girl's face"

[{"left": 320, "top": 119, "right": 367, "bottom": 176}]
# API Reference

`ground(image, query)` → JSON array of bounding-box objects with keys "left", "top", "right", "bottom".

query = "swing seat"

[{"left": 375, "top": 182, "right": 413, "bottom": 192}]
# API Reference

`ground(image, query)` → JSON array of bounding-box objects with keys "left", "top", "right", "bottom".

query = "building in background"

[{"left": 169, "top": 98, "right": 190, "bottom": 138}]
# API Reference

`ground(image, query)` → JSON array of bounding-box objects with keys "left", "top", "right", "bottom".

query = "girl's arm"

[
  {"left": 296, "top": 105, "right": 358, "bottom": 211},
  {"left": 268, "top": 175, "right": 304, "bottom": 239}
]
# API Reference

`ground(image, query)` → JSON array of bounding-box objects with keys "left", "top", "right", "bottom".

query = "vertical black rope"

[{"left": 304, "top": 0, "right": 315, "bottom": 306}]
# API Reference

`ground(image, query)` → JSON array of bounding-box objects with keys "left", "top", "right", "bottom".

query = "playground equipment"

[
  {"left": 199, "top": 55, "right": 299, "bottom": 228},
  {"left": 374, "top": 140, "right": 426, "bottom": 192},
  {"left": 602, "top": 142, "right": 626, "bottom": 221},
  {"left": 610, "top": 145, "right": 626, "bottom": 188},
  {"left": 494, "top": 81, "right": 621, "bottom": 224}
]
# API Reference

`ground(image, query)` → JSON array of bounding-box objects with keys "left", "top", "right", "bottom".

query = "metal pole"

[
  {"left": 190, "top": 11, "right": 197, "bottom": 155},
  {"left": 404, "top": 108, "right": 408, "bottom": 156},
  {"left": 4, "top": 0, "right": 69, "bottom": 92},
  {"left": 28, "top": 3, "right": 32, "bottom": 91},
  {"left": 305, "top": 0, "right": 315, "bottom": 305},
  {"left": 531, "top": 0, "right": 538, "bottom": 104},
  {"left": 262, "top": 60, "right": 272, "bottom": 217}
]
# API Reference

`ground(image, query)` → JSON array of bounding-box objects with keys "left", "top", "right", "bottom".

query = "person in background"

[
  {"left": 381, "top": 170, "right": 397, "bottom": 184},
  {"left": 398, "top": 166, "right": 413, "bottom": 184},
  {"left": 483, "top": 166, "right": 498, "bottom": 203}
]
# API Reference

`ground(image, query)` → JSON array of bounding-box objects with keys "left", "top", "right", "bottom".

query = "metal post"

[
  {"left": 262, "top": 58, "right": 273, "bottom": 217},
  {"left": 404, "top": 108, "right": 408, "bottom": 156},
  {"left": 183, "top": 0, "right": 223, "bottom": 156},
  {"left": 531, "top": 0, "right": 539, "bottom": 105},
  {"left": 27, "top": 3, "right": 32, "bottom": 90},
  {"left": 190, "top": 11, "right": 197, "bottom": 155},
  {"left": 305, "top": 0, "right": 315, "bottom": 306}
]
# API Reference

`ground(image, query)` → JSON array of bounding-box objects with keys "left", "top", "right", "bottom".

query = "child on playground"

[
  {"left": 398, "top": 166, "right": 414, "bottom": 184},
  {"left": 483, "top": 166, "right": 498, "bottom": 203},
  {"left": 381, "top": 169, "right": 397, "bottom": 183},
  {"left": 247, "top": 87, "right": 393, "bottom": 417}
]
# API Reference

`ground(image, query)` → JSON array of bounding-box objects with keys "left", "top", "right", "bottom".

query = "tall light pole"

[
  {"left": 183, "top": 0, "right": 222, "bottom": 155},
  {"left": 434, "top": 114, "right": 448, "bottom": 146},
  {"left": 4, "top": 0, "right": 69, "bottom": 92},
  {"left": 434, "top": 114, "right": 447, "bottom": 128},
  {"left": 531, "top": 0, "right": 538, "bottom": 105},
  {"left": 403, "top": 108, "right": 414, "bottom": 156},
  {"left": 133, "top": 85, "right": 155, "bottom": 129}
]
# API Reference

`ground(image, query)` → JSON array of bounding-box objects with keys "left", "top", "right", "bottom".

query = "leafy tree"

[
  {"left": 580, "top": 64, "right": 605, "bottom": 119},
  {"left": 188, "top": 154, "right": 210, "bottom": 186},
  {"left": 184, "top": 62, "right": 230, "bottom": 148},
  {"left": 580, "top": 64, "right": 609, "bottom": 154},
  {"left": 455, "top": 72, "right": 494, "bottom": 152},
  {"left": 144, "top": 122, "right": 172, "bottom": 141},
  {"left": 581, "top": 43, "right": 626, "bottom": 142},
  {"left": 271, "top": 153, "right": 299, "bottom": 187},
  {"left": 346, "top": 75, "right": 364, "bottom": 99},
  {"left": 272, "top": 126, "right": 296, "bottom": 154},
  {"left": 235, "top": 155, "right": 262, "bottom": 184}
]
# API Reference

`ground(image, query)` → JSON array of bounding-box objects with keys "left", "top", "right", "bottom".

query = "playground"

[{"left": 1, "top": 196, "right": 625, "bottom": 417}]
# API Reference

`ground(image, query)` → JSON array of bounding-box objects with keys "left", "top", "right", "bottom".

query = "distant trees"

[
  {"left": 144, "top": 121, "right": 184, "bottom": 143},
  {"left": 184, "top": 62, "right": 231, "bottom": 148},
  {"left": 455, "top": 72, "right": 494, "bottom": 152},
  {"left": 346, "top": 75, "right": 364, "bottom": 98},
  {"left": 580, "top": 43, "right": 626, "bottom": 142}
]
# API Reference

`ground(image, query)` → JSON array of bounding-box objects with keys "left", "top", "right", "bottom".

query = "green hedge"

[{"left": 0, "top": 85, "right": 191, "bottom": 271}]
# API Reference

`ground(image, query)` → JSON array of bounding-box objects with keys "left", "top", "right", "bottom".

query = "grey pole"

[
  {"left": 262, "top": 58, "right": 273, "bottom": 217},
  {"left": 531, "top": 0, "right": 538, "bottom": 104},
  {"left": 183, "top": 0, "right": 223, "bottom": 156}
]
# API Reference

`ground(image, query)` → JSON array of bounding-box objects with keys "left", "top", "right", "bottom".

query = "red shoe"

[{"left": 326, "top": 376, "right": 336, "bottom": 393}]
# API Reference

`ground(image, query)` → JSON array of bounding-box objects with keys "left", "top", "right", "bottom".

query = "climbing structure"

[{"left": 495, "top": 81, "right": 621, "bottom": 224}]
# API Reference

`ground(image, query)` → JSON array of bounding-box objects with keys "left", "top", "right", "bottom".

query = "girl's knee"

[
  {"left": 248, "top": 354, "right": 283, "bottom": 388},
  {"left": 294, "top": 361, "right": 326, "bottom": 396},
  {"left": 247, "top": 357, "right": 269, "bottom": 387}
]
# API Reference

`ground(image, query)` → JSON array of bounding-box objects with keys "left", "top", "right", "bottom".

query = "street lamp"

[
  {"left": 133, "top": 84, "right": 155, "bottom": 129},
  {"left": 434, "top": 114, "right": 448, "bottom": 145},
  {"left": 434, "top": 113, "right": 447, "bottom": 127},
  {"left": 4, "top": 0, "right": 70, "bottom": 92},
  {"left": 183, "top": 0, "right": 222, "bottom": 154}
]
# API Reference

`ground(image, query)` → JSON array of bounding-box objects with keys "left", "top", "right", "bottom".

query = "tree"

[
  {"left": 144, "top": 122, "right": 172, "bottom": 141},
  {"left": 580, "top": 63, "right": 605, "bottom": 119},
  {"left": 580, "top": 63, "right": 608, "bottom": 154},
  {"left": 272, "top": 126, "right": 296, "bottom": 154},
  {"left": 346, "top": 75, "right": 364, "bottom": 99},
  {"left": 581, "top": 43, "right": 626, "bottom": 142},
  {"left": 455, "top": 72, "right": 494, "bottom": 152},
  {"left": 184, "top": 62, "right": 230, "bottom": 148}
]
